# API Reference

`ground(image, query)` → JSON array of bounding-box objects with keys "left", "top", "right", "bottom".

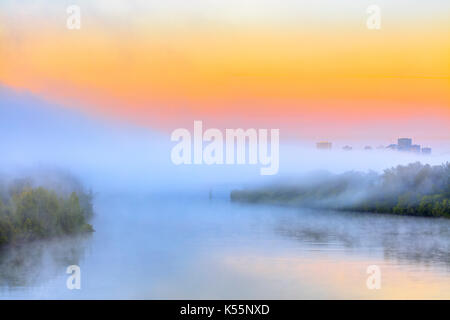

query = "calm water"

[{"left": 0, "top": 194, "right": 449, "bottom": 299}]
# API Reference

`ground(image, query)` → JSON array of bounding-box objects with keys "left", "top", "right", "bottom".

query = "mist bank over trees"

[
  {"left": 0, "top": 169, "right": 94, "bottom": 246},
  {"left": 3, "top": 86, "right": 450, "bottom": 197},
  {"left": 231, "top": 162, "right": 450, "bottom": 218}
]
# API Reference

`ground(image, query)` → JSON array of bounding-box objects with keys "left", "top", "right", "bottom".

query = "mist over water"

[
  {"left": 1, "top": 196, "right": 449, "bottom": 299},
  {"left": 2, "top": 86, "right": 449, "bottom": 195},
  {"left": 1, "top": 87, "right": 449, "bottom": 299}
]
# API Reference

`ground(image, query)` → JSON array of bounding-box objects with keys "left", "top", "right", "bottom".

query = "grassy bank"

[
  {"left": 0, "top": 174, "right": 94, "bottom": 246},
  {"left": 231, "top": 162, "right": 450, "bottom": 218}
]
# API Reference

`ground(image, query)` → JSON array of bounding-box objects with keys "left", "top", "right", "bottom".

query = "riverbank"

[
  {"left": 231, "top": 162, "right": 450, "bottom": 218},
  {"left": 0, "top": 173, "right": 94, "bottom": 247}
]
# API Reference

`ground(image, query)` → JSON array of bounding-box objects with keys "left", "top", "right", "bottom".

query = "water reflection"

[
  {"left": 0, "top": 235, "right": 91, "bottom": 288},
  {"left": 0, "top": 196, "right": 448, "bottom": 299},
  {"left": 272, "top": 208, "right": 450, "bottom": 271}
]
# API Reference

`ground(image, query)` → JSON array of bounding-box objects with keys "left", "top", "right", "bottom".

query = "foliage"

[
  {"left": 0, "top": 178, "right": 94, "bottom": 246},
  {"left": 231, "top": 162, "right": 450, "bottom": 218}
]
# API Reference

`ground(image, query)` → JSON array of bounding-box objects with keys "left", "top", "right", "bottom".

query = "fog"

[
  {"left": 1, "top": 87, "right": 449, "bottom": 299},
  {"left": 1, "top": 86, "right": 448, "bottom": 197},
  {"left": 0, "top": 235, "right": 90, "bottom": 288}
]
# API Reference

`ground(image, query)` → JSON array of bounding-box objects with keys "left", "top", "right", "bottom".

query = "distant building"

[
  {"left": 386, "top": 144, "right": 398, "bottom": 150},
  {"left": 316, "top": 142, "right": 332, "bottom": 150},
  {"left": 353, "top": 138, "right": 432, "bottom": 155},
  {"left": 410, "top": 144, "right": 421, "bottom": 153},
  {"left": 398, "top": 138, "right": 412, "bottom": 151},
  {"left": 342, "top": 145, "right": 352, "bottom": 151}
]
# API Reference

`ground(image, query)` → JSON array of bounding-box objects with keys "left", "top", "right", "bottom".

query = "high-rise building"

[
  {"left": 316, "top": 142, "right": 332, "bottom": 150},
  {"left": 410, "top": 144, "right": 421, "bottom": 153},
  {"left": 381, "top": 138, "right": 431, "bottom": 155},
  {"left": 397, "top": 138, "right": 412, "bottom": 151}
]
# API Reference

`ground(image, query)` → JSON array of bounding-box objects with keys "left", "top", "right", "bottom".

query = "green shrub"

[{"left": 0, "top": 186, "right": 94, "bottom": 246}]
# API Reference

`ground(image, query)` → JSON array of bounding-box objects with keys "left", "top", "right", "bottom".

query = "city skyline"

[{"left": 317, "top": 137, "right": 433, "bottom": 154}]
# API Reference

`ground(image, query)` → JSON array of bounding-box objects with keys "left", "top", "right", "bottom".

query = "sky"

[
  {"left": 2, "top": 85, "right": 449, "bottom": 196},
  {"left": 0, "top": 0, "right": 449, "bottom": 147}
]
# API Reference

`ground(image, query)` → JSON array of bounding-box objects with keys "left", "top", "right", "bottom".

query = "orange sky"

[{"left": 0, "top": 1, "right": 449, "bottom": 143}]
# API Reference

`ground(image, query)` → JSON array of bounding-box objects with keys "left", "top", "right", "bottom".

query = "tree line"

[{"left": 231, "top": 162, "right": 450, "bottom": 218}]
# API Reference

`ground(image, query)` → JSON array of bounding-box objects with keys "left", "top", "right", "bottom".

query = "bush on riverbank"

[
  {"left": 231, "top": 162, "right": 450, "bottom": 218},
  {"left": 0, "top": 175, "right": 94, "bottom": 246}
]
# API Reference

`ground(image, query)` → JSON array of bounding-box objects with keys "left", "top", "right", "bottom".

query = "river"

[{"left": 0, "top": 193, "right": 449, "bottom": 299}]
